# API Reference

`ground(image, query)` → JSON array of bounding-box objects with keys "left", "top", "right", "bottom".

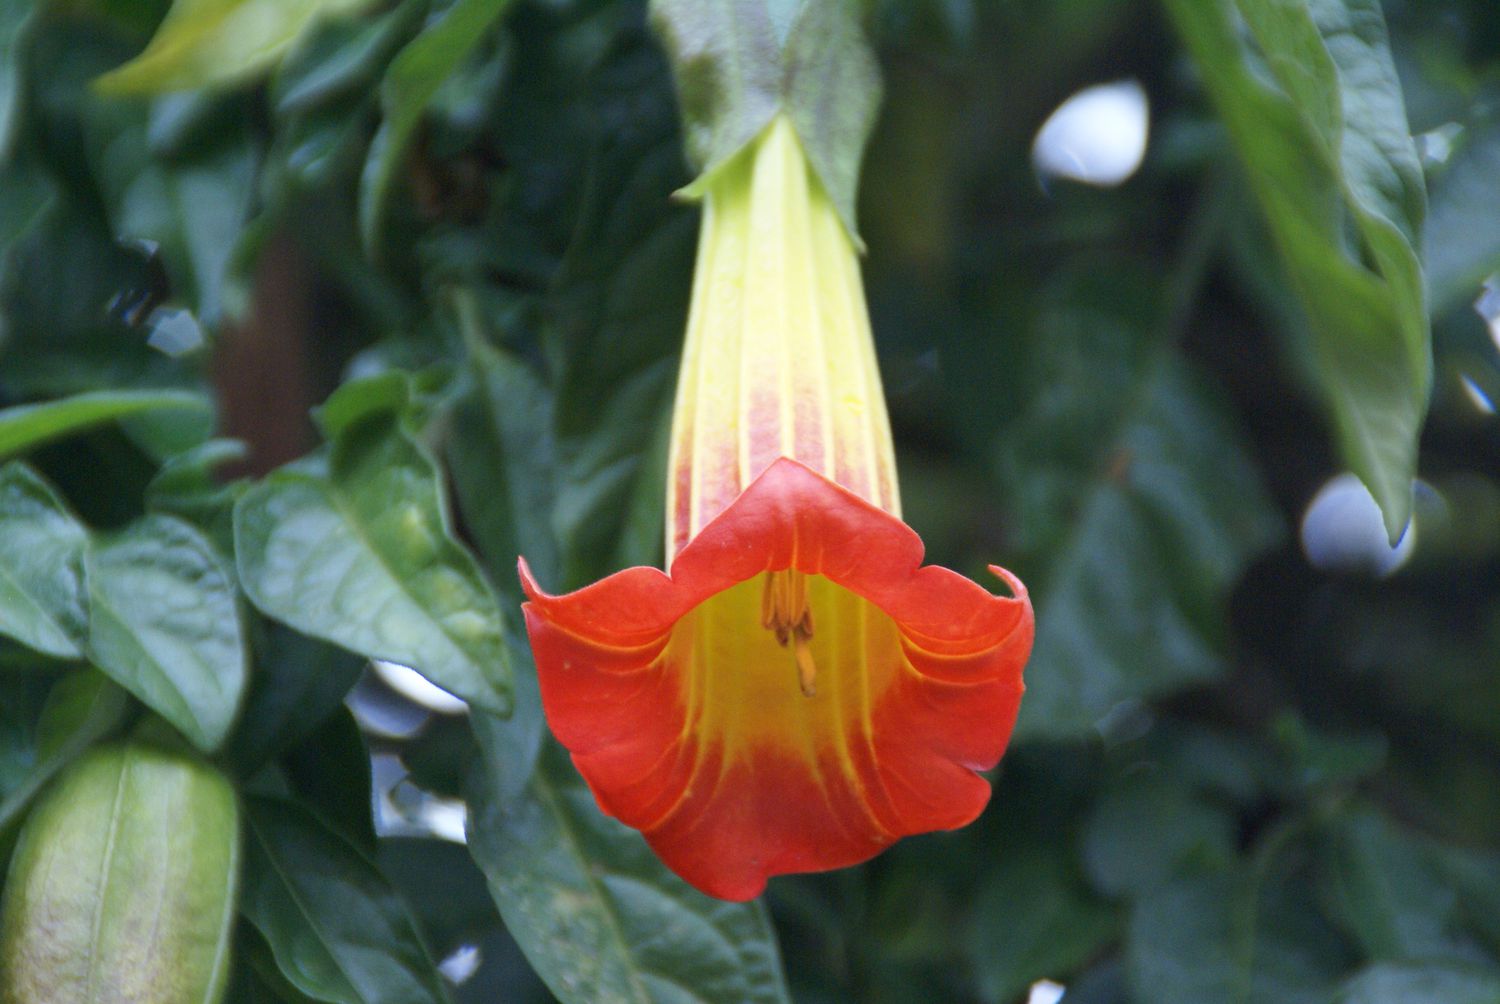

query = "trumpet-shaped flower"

[{"left": 520, "top": 116, "right": 1033, "bottom": 901}]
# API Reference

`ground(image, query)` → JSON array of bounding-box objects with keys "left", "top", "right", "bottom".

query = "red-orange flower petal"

[{"left": 520, "top": 458, "right": 1033, "bottom": 901}]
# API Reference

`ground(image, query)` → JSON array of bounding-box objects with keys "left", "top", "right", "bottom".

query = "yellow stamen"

[
  {"left": 793, "top": 633, "right": 818, "bottom": 698},
  {"left": 761, "top": 570, "right": 818, "bottom": 697}
]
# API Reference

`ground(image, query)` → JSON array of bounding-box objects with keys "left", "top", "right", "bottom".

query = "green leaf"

[
  {"left": 280, "top": 706, "right": 375, "bottom": 854},
  {"left": 0, "top": 143, "right": 57, "bottom": 268},
  {"left": 964, "top": 845, "right": 1117, "bottom": 1004},
  {"left": 650, "top": 0, "right": 880, "bottom": 237},
  {"left": 1425, "top": 121, "right": 1500, "bottom": 315},
  {"left": 0, "top": 389, "right": 211, "bottom": 461},
  {"left": 359, "top": 0, "right": 517, "bottom": 252},
  {"left": 467, "top": 719, "right": 793, "bottom": 1004},
  {"left": 546, "top": 133, "right": 693, "bottom": 587},
  {"left": 1001, "top": 269, "right": 1281, "bottom": 739},
  {"left": 1335, "top": 962, "right": 1500, "bottom": 1004},
  {"left": 234, "top": 410, "right": 512, "bottom": 715},
  {"left": 446, "top": 311, "right": 562, "bottom": 591},
  {"left": 1127, "top": 869, "right": 1249, "bottom": 1004},
  {"left": 1159, "top": 0, "right": 1430, "bottom": 541},
  {"left": 239, "top": 795, "right": 451, "bottom": 1004},
  {"left": 78, "top": 72, "right": 262, "bottom": 327},
  {"left": 379, "top": 837, "right": 502, "bottom": 961},
  {"left": 0, "top": 462, "right": 89, "bottom": 659},
  {"left": 1127, "top": 836, "right": 1356, "bottom": 1004},
  {"left": 1082, "top": 772, "right": 1237, "bottom": 898},
  {"left": 144, "top": 438, "right": 249, "bottom": 554},
  {"left": 225, "top": 620, "right": 365, "bottom": 774},
  {"left": 85, "top": 513, "right": 248, "bottom": 752},
  {"left": 94, "top": 0, "right": 373, "bottom": 96},
  {"left": 0, "top": 670, "right": 129, "bottom": 848},
  {"left": 0, "top": 0, "right": 35, "bottom": 157},
  {"left": 0, "top": 741, "right": 241, "bottom": 1004},
  {"left": 1318, "top": 808, "right": 1472, "bottom": 962}
]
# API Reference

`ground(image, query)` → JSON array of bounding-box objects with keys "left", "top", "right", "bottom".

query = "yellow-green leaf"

[{"left": 95, "top": 0, "right": 372, "bottom": 96}]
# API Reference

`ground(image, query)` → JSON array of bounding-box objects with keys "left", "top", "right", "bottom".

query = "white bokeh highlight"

[
  {"left": 1300, "top": 473, "right": 1414, "bottom": 578},
  {"left": 1033, "top": 80, "right": 1149, "bottom": 187}
]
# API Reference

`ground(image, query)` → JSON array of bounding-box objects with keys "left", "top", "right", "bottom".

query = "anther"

[
  {"left": 794, "top": 631, "right": 818, "bottom": 697},
  {"left": 761, "top": 570, "right": 818, "bottom": 698}
]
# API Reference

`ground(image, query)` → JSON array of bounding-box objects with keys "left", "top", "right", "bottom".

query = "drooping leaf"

[
  {"left": 358, "top": 0, "right": 517, "bottom": 251},
  {"left": 1001, "top": 268, "right": 1282, "bottom": 739},
  {"left": 1159, "top": 0, "right": 1430, "bottom": 540},
  {"left": 85, "top": 513, "right": 248, "bottom": 752},
  {"left": 0, "top": 462, "right": 90, "bottom": 659},
  {"left": 94, "top": 0, "right": 373, "bottom": 95},
  {"left": 0, "top": 389, "right": 211, "bottom": 461},
  {"left": 239, "top": 795, "right": 451, "bottom": 1004},
  {"left": 234, "top": 407, "right": 512, "bottom": 715},
  {"left": 467, "top": 708, "right": 792, "bottom": 1004}
]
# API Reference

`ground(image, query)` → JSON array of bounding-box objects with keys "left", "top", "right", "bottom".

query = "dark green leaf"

[
  {"left": 87, "top": 102, "right": 259, "bottom": 325},
  {"left": 1001, "top": 270, "right": 1281, "bottom": 738},
  {"left": 225, "top": 620, "right": 365, "bottom": 775},
  {"left": 467, "top": 720, "right": 792, "bottom": 1004},
  {"left": 1082, "top": 772, "right": 1237, "bottom": 898},
  {"left": 0, "top": 461, "right": 89, "bottom": 658},
  {"left": 1127, "top": 870, "right": 1248, "bottom": 1004},
  {"left": 235, "top": 411, "right": 512, "bottom": 715},
  {"left": 1159, "top": 0, "right": 1430, "bottom": 540},
  {"left": 0, "top": 0, "right": 33, "bottom": 154},
  {"left": 965, "top": 845, "right": 1117, "bottom": 1004},
  {"left": 0, "top": 675, "right": 50, "bottom": 798},
  {"left": 144, "top": 437, "right": 249, "bottom": 553},
  {"left": 378, "top": 836, "right": 501, "bottom": 959},
  {"left": 1318, "top": 809, "right": 1473, "bottom": 962},
  {"left": 0, "top": 389, "right": 211, "bottom": 460},
  {"left": 1425, "top": 121, "right": 1500, "bottom": 315},
  {"left": 0, "top": 142, "right": 56, "bottom": 267},
  {"left": 239, "top": 795, "right": 451, "bottom": 1004},
  {"left": 86, "top": 513, "right": 247, "bottom": 751},
  {"left": 446, "top": 311, "right": 560, "bottom": 591},
  {"left": 1335, "top": 961, "right": 1500, "bottom": 1004},
  {"left": 546, "top": 133, "right": 692, "bottom": 587},
  {"left": 359, "top": 0, "right": 517, "bottom": 251},
  {"left": 1431, "top": 845, "right": 1500, "bottom": 955},
  {"left": 0, "top": 670, "right": 129, "bottom": 849},
  {"left": 280, "top": 706, "right": 375, "bottom": 854}
]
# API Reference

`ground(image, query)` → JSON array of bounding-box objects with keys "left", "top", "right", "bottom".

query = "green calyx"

[{"left": 650, "top": 0, "right": 881, "bottom": 247}]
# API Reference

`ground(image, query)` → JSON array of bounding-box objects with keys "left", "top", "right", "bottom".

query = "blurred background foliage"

[{"left": 1, "top": 0, "right": 1499, "bottom": 1001}]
